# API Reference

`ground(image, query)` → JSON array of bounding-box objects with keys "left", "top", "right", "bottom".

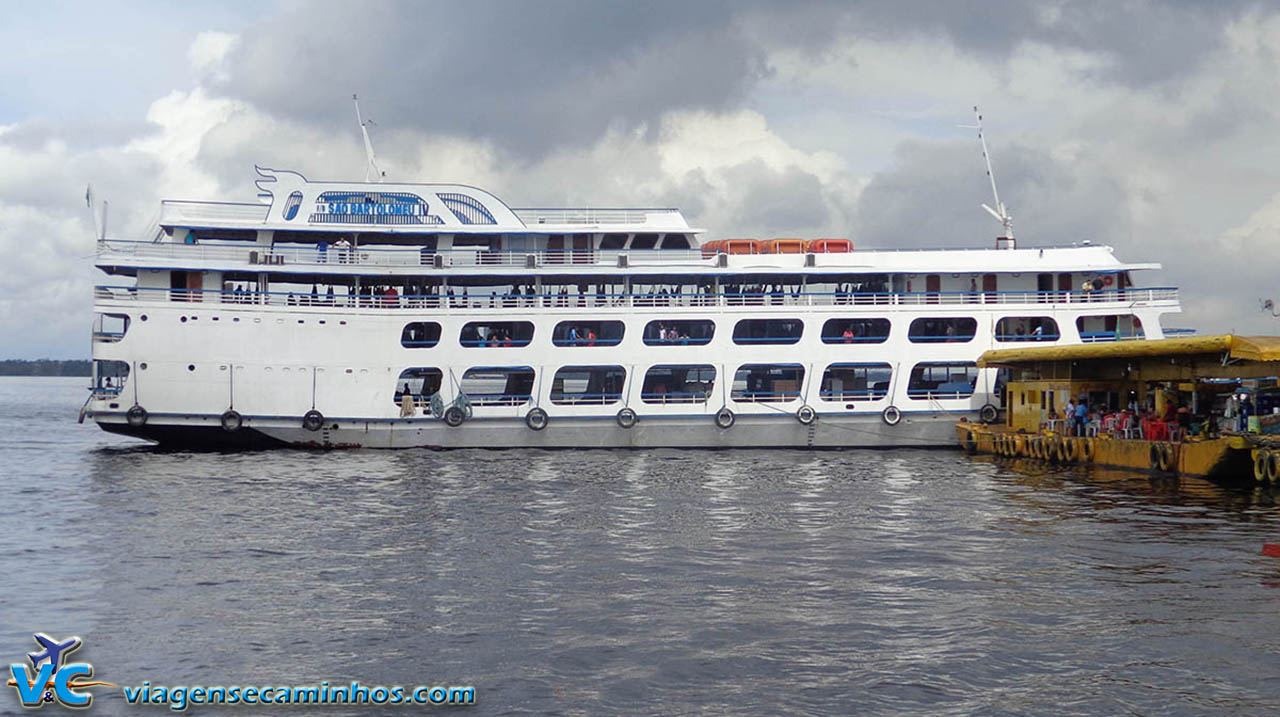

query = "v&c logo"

[{"left": 7, "top": 633, "right": 115, "bottom": 709}]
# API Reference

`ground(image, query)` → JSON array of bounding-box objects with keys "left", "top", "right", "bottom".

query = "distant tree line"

[{"left": 0, "top": 360, "right": 91, "bottom": 376}]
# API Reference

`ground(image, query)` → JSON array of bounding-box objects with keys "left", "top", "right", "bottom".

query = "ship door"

[
  {"left": 982, "top": 273, "right": 997, "bottom": 303},
  {"left": 170, "top": 270, "right": 202, "bottom": 302},
  {"left": 925, "top": 274, "right": 941, "bottom": 304},
  {"left": 1057, "top": 273, "right": 1072, "bottom": 301},
  {"left": 547, "top": 235, "right": 565, "bottom": 264},
  {"left": 1037, "top": 273, "right": 1053, "bottom": 303},
  {"left": 572, "top": 235, "right": 592, "bottom": 265}
]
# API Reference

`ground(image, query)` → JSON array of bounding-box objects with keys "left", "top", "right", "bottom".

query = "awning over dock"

[{"left": 977, "top": 334, "right": 1280, "bottom": 381}]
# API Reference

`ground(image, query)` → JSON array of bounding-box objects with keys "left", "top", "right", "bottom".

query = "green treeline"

[{"left": 0, "top": 360, "right": 92, "bottom": 376}]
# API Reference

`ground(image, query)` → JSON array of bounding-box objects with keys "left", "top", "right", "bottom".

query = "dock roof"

[{"left": 977, "top": 335, "right": 1280, "bottom": 380}]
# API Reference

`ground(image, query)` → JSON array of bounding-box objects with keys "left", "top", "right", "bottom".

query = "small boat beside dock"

[{"left": 956, "top": 335, "right": 1280, "bottom": 483}]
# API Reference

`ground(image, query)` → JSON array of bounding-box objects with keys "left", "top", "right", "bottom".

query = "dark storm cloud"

[
  {"left": 212, "top": 0, "right": 1262, "bottom": 163},
  {"left": 853, "top": 140, "right": 1128, "bottom": 250},
  {"left": 217, "top": 0, "right": 770, "bottom": 158}
]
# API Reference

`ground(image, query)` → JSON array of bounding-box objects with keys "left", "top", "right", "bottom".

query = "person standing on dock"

[{"left": 1073, "top": 399, "right": 1088, "bottom": 437}]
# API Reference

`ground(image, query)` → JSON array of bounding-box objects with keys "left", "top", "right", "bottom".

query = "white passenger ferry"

[{"left": 84, "top": 166, "right": 1180, "bottom": 449}]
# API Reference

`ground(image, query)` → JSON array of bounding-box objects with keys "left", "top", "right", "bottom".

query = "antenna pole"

[
  {"left": 353, "top": 94, "right": 384, "bottom": 182},
  {"left": 970, "top": 105, "right": 1013, "bottom": 246}
]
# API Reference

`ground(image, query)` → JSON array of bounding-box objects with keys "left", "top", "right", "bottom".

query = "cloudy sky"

[{"left": 5, "top": 0, "right": 1280, "bottom": 358}]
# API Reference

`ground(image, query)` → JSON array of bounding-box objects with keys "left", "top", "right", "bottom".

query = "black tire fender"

[
  {"left": 796, "top": 405, "right": 817, "bottom": 426},
  {"left": 302, "top": 409, "right": 324, "bottom": 432},
  {"left": 881, "top": 405, "right": 902, "bottom": 426},
  {"left": 126, "top": 404, "right": 147, "bottom": 428},
  {"left": 220, "top": 409, "right": 243, "bottom": 432},
  {"left": 715, "top": 407, "right": 735, "bottom": 429},
  {"left": 980, "top": 403, "right": 999, "bottom": 424},
  {"left": 525, "top": 407, "right": 549, "bottom": 431},
  {"left": 443, "top": 406, "right": 465, "bottom": 428},
  {"left": 616, "top": 407, "right": 638, "bottom": 429}
]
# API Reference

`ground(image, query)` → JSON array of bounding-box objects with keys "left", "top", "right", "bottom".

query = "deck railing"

[{"left": 94, "top": 284, "right": 1181, "bottom": 312}]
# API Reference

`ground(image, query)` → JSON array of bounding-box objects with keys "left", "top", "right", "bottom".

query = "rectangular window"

[
  {"left": 393, "top": 368, "right": 443, "bottom": 406},
  {"left": 550, "top": 366, "right": 626, "bottom": 405},
  {"left": 908, "top": 317, "right": 976, "bottom": 343},
  {"left": 641, "top": 365, "right": 716, "bottom": 404},
  {"left": 460, "top": 321, "right": 534, "bottom": 347},
  {"left": 460, "top": 366, "right": 535, "bottom": 406},
  {"left": 732, "top": 318, "right": 803, "bottom": 345},
  {"left": 907, "top": 362, "right": 978, "bottom": 399},
  {"left": 731, "top": 364, "right": 805, "bottom": 403},
  {"left": 643, "top": 320, "right": 714, "bottom": 346},
  {"left": 994, "top": 317, "right": 1059, "bottom": 342},
  {"left": 1076, "top": 314, "right": 1145, "bottom": 342},
  {"left": 819, "top": 363, "right": 892, "bottom": 401},
  {"left": 820, "top": 318, "right": 890, "bottom": 344},
  {"left": 553, "top": 321, "right": 624, "bottom": 347}
]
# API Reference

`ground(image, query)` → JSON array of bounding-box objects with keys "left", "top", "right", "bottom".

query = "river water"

[{"left": 3, "top": 377, "right": 1280, "bottom": 715}]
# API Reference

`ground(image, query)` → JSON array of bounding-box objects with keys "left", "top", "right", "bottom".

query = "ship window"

[
  {"left": 733, "top": 318, "right": 803, "bottom": 345},
  {"left": 731, "top": 364, "right": 804, "bottom": 403},
  {"left": 643, "top": 319, "right": 714, "bottom": 346},
  {"left": 907, "top": 317, "right": 977, "bottom": 343},
  {"left": 93, "top": 359, "right": 130, "bottom": 393},
  {"left": 460, "top": 366, "right": 535, "bottom": 406},
  {"left": 820, "top": 318, "right": 890, "bottom": 344},
  {"left": 392, "top": 368, "right": 443, "bottom": 405},
  {"left": 820, "top": 363, "right": 892, "bottom": 401},
  {"left": 907, "top": 362, "right": 978, "bottom": 399},
  {"left": 401, "top": 322, "right": 442, "bottom": 348},
  {"left": 93, "top": 313, "right": 130, "bottom": 344},
  {"left": 552, "top": 321, "right": 624, "bottom": 347},
  {"left": 641, "top": 364, "right": 715, "bottom": 404},
  {"left": 600, "top": 233, "right": 628, "bottom": 250},
  {"left": 460, "top": 321, "right": 534, "bottom": 347},
  {"left": 630, "top": 233, "right": 659, "bottom": 250},
  {"left": 660, "top": 234, "right": 692, "bottom": 249},
  {"left": 550, "top": 365, "right": 626, "bottom": 405},
  {"left": 995, "top": 317, "right": 1060, "bottom": 342},
  {"left": 1076, "top": 314, "right": 1144, "bottom": 342}
]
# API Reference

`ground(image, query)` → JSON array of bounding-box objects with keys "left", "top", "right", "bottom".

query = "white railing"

[
  {"left": 93, "top": 284, "right": 1180, "bottom": 312},
  {"left": 511, "top": 207, "right": 679, "bottom": 225},
  {"left": 97, "top": 239, "right": 709, "bottom": 269}
]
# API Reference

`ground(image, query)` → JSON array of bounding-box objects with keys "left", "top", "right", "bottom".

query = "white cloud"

[{"left": 188, "top": 31, "right": 239, "bottom": 81}]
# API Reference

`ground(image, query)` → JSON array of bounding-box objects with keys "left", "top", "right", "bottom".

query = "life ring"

[
  {"left": 1254, "top": 450, "right": 1270, "bottom": 483},
  {"left": 525, "top": 407, "right": 549, "bottom": 431},
  {"left": 715, "top": 407, "right": 735, "bottom": 429},
  {"left": 302, "top": 409, "right": 324, "bottom": 432},
  {"left": 444, "top": 406, "right": 465, "bottom": 427},
  {"left": 220, "top": 409, "right": 242, "bottom": 432},
  {"left": 616, "top": 407, "right": 638, "bottom": 429},
  {"left": 961, "top": 429, "right": 977, "bottom": 453},
  {"left": 1063, "top": 438, "right": 1079, "bottom": 463},
  {"left": 1268, "top": 451, "right": 1280, "bottom": 483},
  {"left": 882, "top": 405, "right": 902, "bottom": 426},
  {"left": 1149, "top": 443, "right": 1162, "bottom": 471},
  {"left": 126, "top": 404, "right": 147, "bottom": 428},
  {"left": 1081, "top": 438, "right": 1095, "bottom": 463},
  {"left": 979, "top": 403, "right": 999, "bottom": 424},
  {"left": 1104, "top": 275, "right": 1114, "bottom": 286},
  {"left": 796, "top": 405, "right": 817, "bottom": 426}
]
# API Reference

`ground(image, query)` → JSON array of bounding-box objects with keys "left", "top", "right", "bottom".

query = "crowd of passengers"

[{"left": 218, "top": 281, "right": 933, "bottom": 308}]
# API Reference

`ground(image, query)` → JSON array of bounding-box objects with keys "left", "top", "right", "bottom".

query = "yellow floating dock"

[{"left": 957, "top": 334, "right": 1280, "bottom": 484}]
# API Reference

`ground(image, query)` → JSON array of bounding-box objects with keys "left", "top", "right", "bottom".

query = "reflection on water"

[{"left": 3, "top": 378, "right": 1280, "bottom": 715}]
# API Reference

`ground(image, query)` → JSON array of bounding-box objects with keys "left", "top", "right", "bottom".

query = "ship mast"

[
  {"left": 353, "top": 94, "right": 384, "bottom": 182},
  {"left": 962, "top": 106, "right": 1014, "bottom": 249}
]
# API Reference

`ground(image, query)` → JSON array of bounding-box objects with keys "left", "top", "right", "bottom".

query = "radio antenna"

[
  {"left": 353, "top": 94, "right": 384, "bottom": 182},
  {"left": 960, "top": 106, "right": 1013, "bottom": 247}
]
